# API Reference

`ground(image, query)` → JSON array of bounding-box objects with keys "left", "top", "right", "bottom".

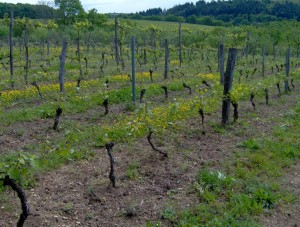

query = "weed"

[
  {"left": 62, "top": 202, "right": 74, "bottom": 214},
  {"left": 84, "top": 213, "right": 94, "bottom": 221},
  {"left": 237, "top": 139, "right": 260, "bottom": 151},
  {"left": 125, "top": 161, "right": 139, "bottom": 180},
  {"left": 228, "top": 193, "right": 263, "bottom": 216},
  {"left": 254, "top": 188, "right": 278, "bottom": 209},
  {"left": 87, "top": 185, "right": 94, "bottom": 196},
  {"left": 210, "top": 122, "right": 226, "bottom": 134},
  {"left": 196, "top": 169, "right": 234, "bottom": 193},
  {"left": 124, "top": 102, "right": 136, "bottom": 112},
  {"left": 161, "top": 207, "right": 176, "bottom": 222}
]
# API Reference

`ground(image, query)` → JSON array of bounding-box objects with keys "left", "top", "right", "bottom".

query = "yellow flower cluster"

[
  {"left": 109, "top": 74, "right": 131, "bottom": 82},
  {"left": 196, "top": 73, "right": 219, "bottom": 82},
  {"left": 170, "top": 60, "right": 180, "bottom": 66},
  {"left": 229, "top": 83, "right": 250, "bottom": 103},
  {"left": 100, "top": 87, "right": 223, "bottom": 143},
  {"left": 0, "top": 79, "right": 100, "bottom": 104},
  {"left": 109, "top": 72, "right": 158, "bottom": 82}
]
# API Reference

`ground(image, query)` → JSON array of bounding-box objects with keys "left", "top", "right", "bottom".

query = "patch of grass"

[
  {"left": 84, "top": 213, "right": 94, "bottom": 221},
  {"left": 210, "top": 122, "right": 226, "bottom": 134},
  {"left": 0, "top": 147, "right": 95, "bottom": 189},
  {"left": 196, "top": 169, "right": 234, "bottom": 193},
  {"left": 228, "top": 193, "right": 263, "bottom": 216},
  {"left": 254, "top": 187, "right": 279, "bottom": 209},
  {"left": 62, "top": 202, "right": 74, "bottom": 215},
  {"left": 237, "top": 139, "right": 260, "bottom": 151},
  {"left": 161, "top": 207, "right": 176, "bottom": 222},
  {"left": 0, "top": 193, "right": 14, "bottom": 213},
  {"left": 125, "top": 161, "right": 139, "bottom": 180}
]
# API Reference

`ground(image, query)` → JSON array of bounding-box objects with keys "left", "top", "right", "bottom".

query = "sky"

[{"left": 1, "top": 0, "right": 199, "bottom": 13}]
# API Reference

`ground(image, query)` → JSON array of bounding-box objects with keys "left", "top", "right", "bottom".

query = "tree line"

[
  {"left": 0, "top": 3, "right": 55, "bottom": 19},
  {"left": 0, "top": 0, "right": 106, "bottom": 27},
  {"left": 125, "top": 0, "right": 300, "bottom": 26}
]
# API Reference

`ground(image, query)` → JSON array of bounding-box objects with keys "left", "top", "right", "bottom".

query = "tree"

[
  {"left": 9, "top": 10, "right": 14, "bottom": 88},
  {"left": 54, "top": 0, "right": 85, "bottom": 25},
  {"left": 86, "top": 8, "right": 107, "bottom": 28}
]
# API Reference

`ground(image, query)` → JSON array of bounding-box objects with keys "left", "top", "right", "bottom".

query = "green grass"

[
  {"left": 125, "top": 161, "right": 139, "bottom": 180},
  {"left": 0, "top": 75, "right": 208, "bottom": 125},
  {"left": 160, "top": 97, "right": 300, "bottom": 226}
]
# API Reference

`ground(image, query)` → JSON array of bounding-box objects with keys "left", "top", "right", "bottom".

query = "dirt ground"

[
  {"left": 0, "top": 87, "right": 299, "bottom": 227},
  {"left": 260, "top": 162, "right": 300, "bottom": 227}
]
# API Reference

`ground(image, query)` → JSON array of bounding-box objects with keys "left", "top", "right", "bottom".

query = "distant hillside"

[{"left": 124, "top": 0, "right": 300, "bottom": 26}]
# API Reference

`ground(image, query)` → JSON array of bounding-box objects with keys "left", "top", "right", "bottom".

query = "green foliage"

[
  {"left": 86, "top": 8, "right": 107, "bottom": 28},
  {"left": 54, "top": 0, "right": 85, "bottom": 25},
  {"left": 237, "top": 139, "right": 260, "bottom": 151},
  {"left": 126, "top": 0, "right": 300, "bottom": 25},
  {"left": 0, "top": 3, "right": 55, "bottom": 19},
  {"left": 161, "top": 207, "right": 176, "bottom": 221},
  {"left": 74, "top": 19, "right": 92, "bottom": 31},
  {"left": 0, "top": 24, "right": 8, "bottom": 37},
  {"left": 196, "top": 169, "right": 234, "bottom": 193},
  {"left": 228, "top": 193, "right": 263, "bottom": 216},
  {"left": 125, "top": 161, "right": 139, "bottom": 180},
  {"left": 0, "top": 147, "right": 95, "bottom": 189},
  {"left": 254, "top": 188, "right": 278, "bottom": 209},
  {"left": 62, "top": 202, "right": 74, "bottom": 214},
  {"left": 0, "top": 152, "right": 39, "bottom": 188}
]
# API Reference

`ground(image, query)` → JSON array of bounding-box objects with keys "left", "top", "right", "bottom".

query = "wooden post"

[
  {"left": 179, "top": 22, "right": 183, "bottom": 67},
  {"left": 273, "top": 43, "right": 276, "bottom": 61},
  {"left": 59, "top": 40, "right": 67, "bottom": 93},
  {"left": 115, "top": 17, "right": 119, "bottom": 66},
  {"left": 245, "top": 31, "right": 250, "bottom": 60},
  {"left": 219, "top": 43, "right": 225, "bottom": 84},
  {"left": 9, "top": 10, "right": 14, "bottom": 88},
  {"left": 131, "top": 36, "right": 136, "bottom": 102},
  {"left": 24, "top": 20, "right": 29, "bottom": 86},
  {"left": 252, "top": 40, "right": 257, "bottom": 65},
  {"left": 217, "top": 41, "right": 220, "bottom": 72},
  {"left": 76, "top": 30, "right": 83, "bottom": 81},
  {"left": 262, "top": 45, "right": 265, "bottom": 77},
  {"left": 164, "top": 39, "right": 169, "bottom": 80},
  {"left": 222, "top": 48, "right": 237, "bottom": 126},
  {"left": 144, "top": 48, "right": 147, "bottom": 65},
  {"left": 47, "top": 39, "right": 50, "bottom": 57},
  {"left": 285, "top": 46, "right": 290, "bottom": 93}
]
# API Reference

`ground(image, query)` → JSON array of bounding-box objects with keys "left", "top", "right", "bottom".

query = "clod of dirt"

[{"left": 124, "top": 204, "right": 138, "bottom": 218}]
